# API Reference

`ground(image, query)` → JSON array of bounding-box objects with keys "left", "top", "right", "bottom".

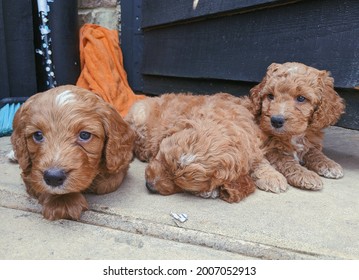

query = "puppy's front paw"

[
  {"left": 316, "top": 161, "right": 344, "bottom": 179},
  {"left": 39, "top": 193, "right": 88, "bottom": 220},
  {"left": 251, "top": 162, "right": 288, "bottom": 193},
  {"left": 304, "top": 150, "right": 344, "bottom": 179},
  {"left": 254, "top": 172, "right": 288, "bottom": 193},
  {"left": 287, "top": 169, "right": 323, "bottom": 191}
]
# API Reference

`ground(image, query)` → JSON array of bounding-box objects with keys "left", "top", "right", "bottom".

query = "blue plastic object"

[{"left": 0, "top": 97, "right": 27, "bottom": 137}]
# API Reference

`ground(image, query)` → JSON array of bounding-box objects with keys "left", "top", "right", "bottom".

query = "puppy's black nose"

[
  {"left": 271, "top": 115, "right": 285, "bottom": 128},
  {"left": 44, "top": 168, "right": 67, "bottom": 187},
  {"left": 146, "top": 181, "right": 158, "bottom": 193}
]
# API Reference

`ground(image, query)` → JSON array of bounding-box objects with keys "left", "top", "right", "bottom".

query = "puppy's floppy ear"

[
  {"left": 249, "top": 78, "right": 265, "bottom": 117},
  {"left": 310, "top": 71, "right": 345, "bottom": 129},
  {"left": 249, "top": 63, "right": 279, "bottom": 116},
  {"left": 10, "top": 103, "right": 31, "bottom": 172},
  {"left": 218, "top": 175, "right": 256, "bottom": 203},
  {"left": 100, "top": 104, "right": 135, "bottom": 173},
  {"left": 266, "top": 62, "right": 281, "bottom": 75}
]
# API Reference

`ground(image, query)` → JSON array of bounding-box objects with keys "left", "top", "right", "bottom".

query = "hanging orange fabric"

[{"left": 76, "top": 24, "right": 146, "bottom": 117}]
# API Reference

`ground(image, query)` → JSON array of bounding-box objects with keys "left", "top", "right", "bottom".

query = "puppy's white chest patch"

[
  {"left": 291, "top": 136, "right": 305, "bottom": 163},
  {"left": 56, "top": 90, "right": 76, "bottom": 106},
  {"left": 291, "top": 136, "right": 304, "bottom": 151}
]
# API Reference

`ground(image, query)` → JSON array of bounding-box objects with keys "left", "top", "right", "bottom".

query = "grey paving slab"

[{"left": 0, "top": 126, "right": 358, "bottom": 259}]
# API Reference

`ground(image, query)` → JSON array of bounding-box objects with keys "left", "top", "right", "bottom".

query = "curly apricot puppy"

[
  {"left": 144, "top": 118, "right": 257, "bottom": 202},
  {"left": 126, "top": 93, "right": 288, "bottom": 199},
  {"left": 11, "top": 85, "right": 134, "bottom": 220},
  {"left": 250, "top": 62, "right": 345, "bottom": 190}
]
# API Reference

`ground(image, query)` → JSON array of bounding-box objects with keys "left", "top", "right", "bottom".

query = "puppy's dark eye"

[
  {"left": 267, "top": 94, "right": 274, "bottom": 100},
  {"left": 33, "top": 131, "right": 44, "bottom": 143},
  {"left": 79, "top": 131, "right": 92, "bottom": 142},
  {"left": 296, "top": 95, "right": 306, "bottom": 102}
]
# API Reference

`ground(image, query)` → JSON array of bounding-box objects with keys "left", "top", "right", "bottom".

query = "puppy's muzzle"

[
  {"left": 145, "top": 181, "right": 158, "bottom": 193},
  {"left": 44, "top": 168, "right": 67, "bottom": 187},
  {"left": 271, "top": 115, "right": 285, "bottom": 129}
]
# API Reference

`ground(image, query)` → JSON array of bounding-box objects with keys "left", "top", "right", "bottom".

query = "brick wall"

[{"left": 78, "top": 0, "right": 121, "bottom": 31}]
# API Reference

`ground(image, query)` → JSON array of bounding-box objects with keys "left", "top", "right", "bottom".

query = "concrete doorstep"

[{"left": 0, "top": 126, "right": 358, "bottom": 260}]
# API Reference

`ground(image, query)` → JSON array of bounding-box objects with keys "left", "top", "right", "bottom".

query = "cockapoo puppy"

[
  {"left": 126, "top": 93, "right": 287, "bottom": 201},
  {"left": 11, "top": 85, "right": 134, "bottom": 220},
  {"left": 249, "top": 62, "right": 345, "bottom": 190}
]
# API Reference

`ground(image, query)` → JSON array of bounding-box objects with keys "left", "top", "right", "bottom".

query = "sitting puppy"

[
  {"left": 11, "top": 85, "right": 134, "bottom": 220},
  {"left": 249, "top": 62, "right": 345, "bottom": 190},
  {"left": 126, "top": 93, "right": 288, "bottom": 200}
]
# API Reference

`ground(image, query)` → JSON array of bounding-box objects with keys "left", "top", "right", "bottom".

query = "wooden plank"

[
  {"left": 142, "top": 0, "right": 359, "bottom": 88},
  {"left": 142, "top": 0, "right": 296, "bottom": 28},
  {"left": 121, "top": 0, "right": 144, "bottom": 91},
  {"left": 141, "top": 75, "right": 254, "bottom": 96},
  {"left": 47, "top": 1, "right": 81, "bottom": 88},
  {"left": 0, "top": 0, "right": 10, "bottom": 98},
  {"left": 2, "top": 0, "right": 37, "bottom": 97},
  {"left": 4, "top": 0, "right": 37, "bottom": 96},
  {"left": 336, "top": 89, "right": 359, "bottom": 130}
]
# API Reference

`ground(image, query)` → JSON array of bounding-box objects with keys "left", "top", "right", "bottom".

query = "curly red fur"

[
  {"left": 11, "top": 85, "right": 134, "bottom": 220},
  {"left": 126, "top": 93, "right": 287, "bottom": 201},
  {"left": 249, "top": 62, "right": 345, "bottom": 190}
]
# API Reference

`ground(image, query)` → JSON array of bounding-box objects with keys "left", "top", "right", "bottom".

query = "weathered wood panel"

[
  {"left": 142, "top": 75, "right": 254, "bottom": 96},
  {"left": 337, "top": 90, "right": 359, "bottom": 129},
  {"left": 0, "top": 0, "right": 37, "bottom": 98},
  {"left": 142, "top": 0, "right": 295, "bottom": 28},
  {"left": 121, "top": 0, "right": 144, "bottom": 91},
  {"left": 142, "top": 0, "right": 359, "bottom": 88},
  {"left": 0, "top": 0, "right": 10, "bottom": 97}
]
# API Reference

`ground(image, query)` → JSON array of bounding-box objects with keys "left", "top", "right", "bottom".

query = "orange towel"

[{"left": 76, "top": 24, "right": 146, "bottom": 117}]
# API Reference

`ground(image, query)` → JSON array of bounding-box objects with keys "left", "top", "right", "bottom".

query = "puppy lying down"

[
  {"left": 126, "top": 93, "right": 287, "bottom": 202},
  {"left": 11, "top": 85, "right": 135, "bottom": 220}
]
